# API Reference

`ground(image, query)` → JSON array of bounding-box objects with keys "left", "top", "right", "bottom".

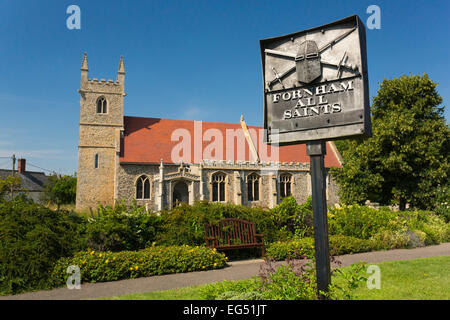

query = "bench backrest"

[{"left": 205, "top": 218, "right": 257, "bottom": 246}]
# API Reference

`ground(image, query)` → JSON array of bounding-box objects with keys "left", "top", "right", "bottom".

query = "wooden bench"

[{"left": 204, "top": 218, "right": 265, "bottom": 257}]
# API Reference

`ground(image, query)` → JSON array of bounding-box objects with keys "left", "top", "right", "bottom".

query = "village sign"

[{"left": 260, "top": 15, "right": 371, "bottom": 145}]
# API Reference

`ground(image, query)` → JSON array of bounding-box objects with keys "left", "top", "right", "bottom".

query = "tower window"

[
  {"left": 279, "top": 173, "right": 292, "bottom": 198},
  {"left": 136, "top": 175, "right": 150, "bottom": 200},
  {"left": 94, "top": 154, "right": 99, "bottom": 168},
  {"left": 211, "top": 172, "right": 226, "bottom": 202},
  {"left": 96, "top": 97, "right": 107, "bottom": 114},
  {"left": 247, "top": 173, "right": 260, "bottom": 201}
]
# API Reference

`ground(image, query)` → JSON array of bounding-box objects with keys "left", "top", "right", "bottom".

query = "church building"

[{"left": 75, "top": 54, "right": 343, "bottom": 212}]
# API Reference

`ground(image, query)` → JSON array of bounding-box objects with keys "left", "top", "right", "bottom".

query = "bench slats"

[{"left": 205, "top": 218, "right": 265, "bottom": 257}]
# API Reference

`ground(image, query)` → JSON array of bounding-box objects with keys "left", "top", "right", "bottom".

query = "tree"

[
  {"left": 41, "top": 174, "right": 77, "bottom": 210},
  {"left": 0, "top": 176, "right": 22, "bottom": 200},
  {"left": 331, "top": 74, "right": 449, "bottom": 210}
]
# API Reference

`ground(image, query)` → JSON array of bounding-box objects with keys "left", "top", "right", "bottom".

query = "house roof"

[
  {"left": 0, "top": 169, "right": 48, "bottom": 192},
  {"left": 120, "top": 116, "right": 342, "bottom": 168}
]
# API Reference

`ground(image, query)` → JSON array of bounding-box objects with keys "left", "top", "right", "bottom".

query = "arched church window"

[
  {"left": 247, "top": 173, "right": 260, "bottom": 201},
  {"left": 96, "top": 97, "right": 107, "bottom": 114},
  {"left": 211, "top": 172, "right": 226, "bottom": 202},
  {"left": 279, "top": 173, "right": 292, "bottom": 198},
  {"left": 136, "top": 175, "right": 150, "bottom": 200}
]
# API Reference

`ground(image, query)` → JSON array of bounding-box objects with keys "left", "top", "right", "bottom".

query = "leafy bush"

[
  {"left": 399, "top": 210, "right": 450, "bottom": 245},
  {"left": 266, "top": 237, "right": 315, "bottom": 261},
  {"left": 432, "top": 185, "right": 450, "bottom": 223},
  {"left": 200, "top": 258, "right": 368, "bottom": 300},
  {"left": 294, "top": 196, "right": 314, "bottom": 237},
  {"left": 0, "top": 198, "right": 86, "bottom": 295},
  {"left": 216, "top": 290, "right": 265, "bottom": 300},
  {"left": 50, "top": 245, "right": 227, "bottom": 286},
  {"left": 40, "top": 174, "right": 77, "bottom": 209},
  {"left": 156, "top": 202, "right": 223, "bottom": 246},
  {"left": 266, "top": 235, "right": 377, "bottom": 261},
  {"left": 270, "top": 196, "right": 314, "bottom": 239},
  {"left": 328, "top": 262, "right": 368, "bottom": 300},
  {"left": 328, "top": 205, "right": 449, "bottom": 246},
  {"left": 0, "top": 176, "right": 22, "bottom": 199},
  {"left": 258, "top": 259, "right": 317, "bottom": 300},
  {"left": 157, "top": 201, "right": 280, "bottom": 246},
  {"left": 85, "top": 202, "right": 162, "bottom": 252},
  {"left": 369, "top": 230, "right": 412, "bottom": 250},
  {"left": 328, "top": 204, "right": 400, "bottom": 239},
  {"left": 328, "top": 235, "right": 376, "bottom": 255},
  {"left": 199, "top": 278, "right": 261, "bottom": 300}
]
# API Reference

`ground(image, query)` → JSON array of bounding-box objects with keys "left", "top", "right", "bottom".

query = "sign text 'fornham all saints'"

[{"left": 260, "top": 15, "right": 371, "bottom": 145}]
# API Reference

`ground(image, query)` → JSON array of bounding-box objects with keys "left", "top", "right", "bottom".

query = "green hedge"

[
  {"left": 328, "top": 205, "right": 400, "bottom": 239},
  {"left": 50, "top": 245, "right": 227, "bottom": 286},
  {"left": 0, "top": 197, "right": 86, "bottom": 295},
  {"left": 266, "top": 237, "right": 315, "bottom": 261},
  {"left": 156, "top": 201, "right": 281, "bottom": 245},
  {"left": 328, "top": 204, "right": 450, "bottom": 245},
  {"left": 85, "top": 202, "right": 162, "bottom": 252},
  {"left": 266, "top": 235, "right": 377, "bottom": 261}
]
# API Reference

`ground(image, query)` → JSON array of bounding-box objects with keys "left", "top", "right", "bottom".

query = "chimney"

[{"left": 18, "top": 158, "right": 26, "bottom": 173}]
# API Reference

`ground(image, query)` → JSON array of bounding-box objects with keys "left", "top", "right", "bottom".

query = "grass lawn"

[
  {"left": 101, "top": 256, "right": 450, "bottom": 300},
  {"left": 100, "top": 285, "right": 204, "bottom": 300},
  {"left": 350, "top": 256, "right": 450, "bottom": 300}
]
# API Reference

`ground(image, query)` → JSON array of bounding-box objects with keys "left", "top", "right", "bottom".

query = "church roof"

[{"left": 119, "top": 116, "right": 342, "bottom": 168}]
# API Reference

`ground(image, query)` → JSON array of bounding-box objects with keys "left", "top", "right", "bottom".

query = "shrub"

[
  {"left": 369, "top": 230, "right": 412, "bottom": 250},
  {"left": 270, "top": 196, "right": 314, "bottom": 239},
  {"left": 328, "top": 205, "right": 449, "bottom": 246},
  {"left": 328, "top": 204, "right": 401, "bottom": 239},
  {"left": 328, "top": 235, "right": 376, "bottom": 255},
  {"left": 328, "top": 262, "right": 368, "bottom": 300},
  {"left": 50, "top": 245, "right": 227, "bottom": 286},
  {"left": 216, "top": 290, "right": 265, "bottom": 300},
  {"left": 267, "top": 235, "right": 379, "bottom": 261},
  {"left": 432, "top": 185, "right": 450, "bottom": 223},
  {"left": 258, "top": 259, "right": 317, "bottom": 300},
  {"left": 40, "top": 174, "right": 77, "bottom": 210},
  {"left": 294, "top": 196, "right": 314, "bottom": 237},
  {"left": 156, "top": 202, "right": 223, "bottom": 246},
  {"left": 266, "top": 238, "right": 315, "bottom": 261},
  {"left": 85, "top": 202, "right": 162, "bottom": 251},
  {"left": 157, "top": 201, "right": 280, "bottom": 246},
  {"left": 400, "top": 210, "right": 450, "bottom": 245},
  {"left": 199, "top": 278, "right": 261, "bottom": 300},
  {"left": 200, "top": 258, "right": 368, "bottom": 300},
  {"left": 0, "top": 198, "right": 86, "bottom": 295}
]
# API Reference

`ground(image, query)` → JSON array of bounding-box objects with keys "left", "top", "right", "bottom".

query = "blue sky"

[{"left": 0, "top": 0, "right": 448, "bottom": 174}]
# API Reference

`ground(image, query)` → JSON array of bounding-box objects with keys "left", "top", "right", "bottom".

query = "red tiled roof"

[{"left": 119, "top": 116, "right": 342, "bottom": 168}]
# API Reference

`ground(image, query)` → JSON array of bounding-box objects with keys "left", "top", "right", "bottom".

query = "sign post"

[
  {"left": 260, "top": 15, "right": 371, "bottom": 298},
  {"left": 306, "top": 141, "right": 330, "bottom": 298}
]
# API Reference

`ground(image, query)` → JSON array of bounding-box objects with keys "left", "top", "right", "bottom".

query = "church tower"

[{"left": 75, "top": 53, "right": 125, "bottom": 211}]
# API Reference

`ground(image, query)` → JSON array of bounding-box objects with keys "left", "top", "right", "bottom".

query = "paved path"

[{"left": 2, "top": 243, "right": 449, "bottom": 300}]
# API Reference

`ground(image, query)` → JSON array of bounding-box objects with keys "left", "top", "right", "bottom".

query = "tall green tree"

[
  {"left": 331, "top": 74, "right": 449, "bottom": 210},
  {"left": 41, "top": 174, "right": 77, "bottom": 210}
]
